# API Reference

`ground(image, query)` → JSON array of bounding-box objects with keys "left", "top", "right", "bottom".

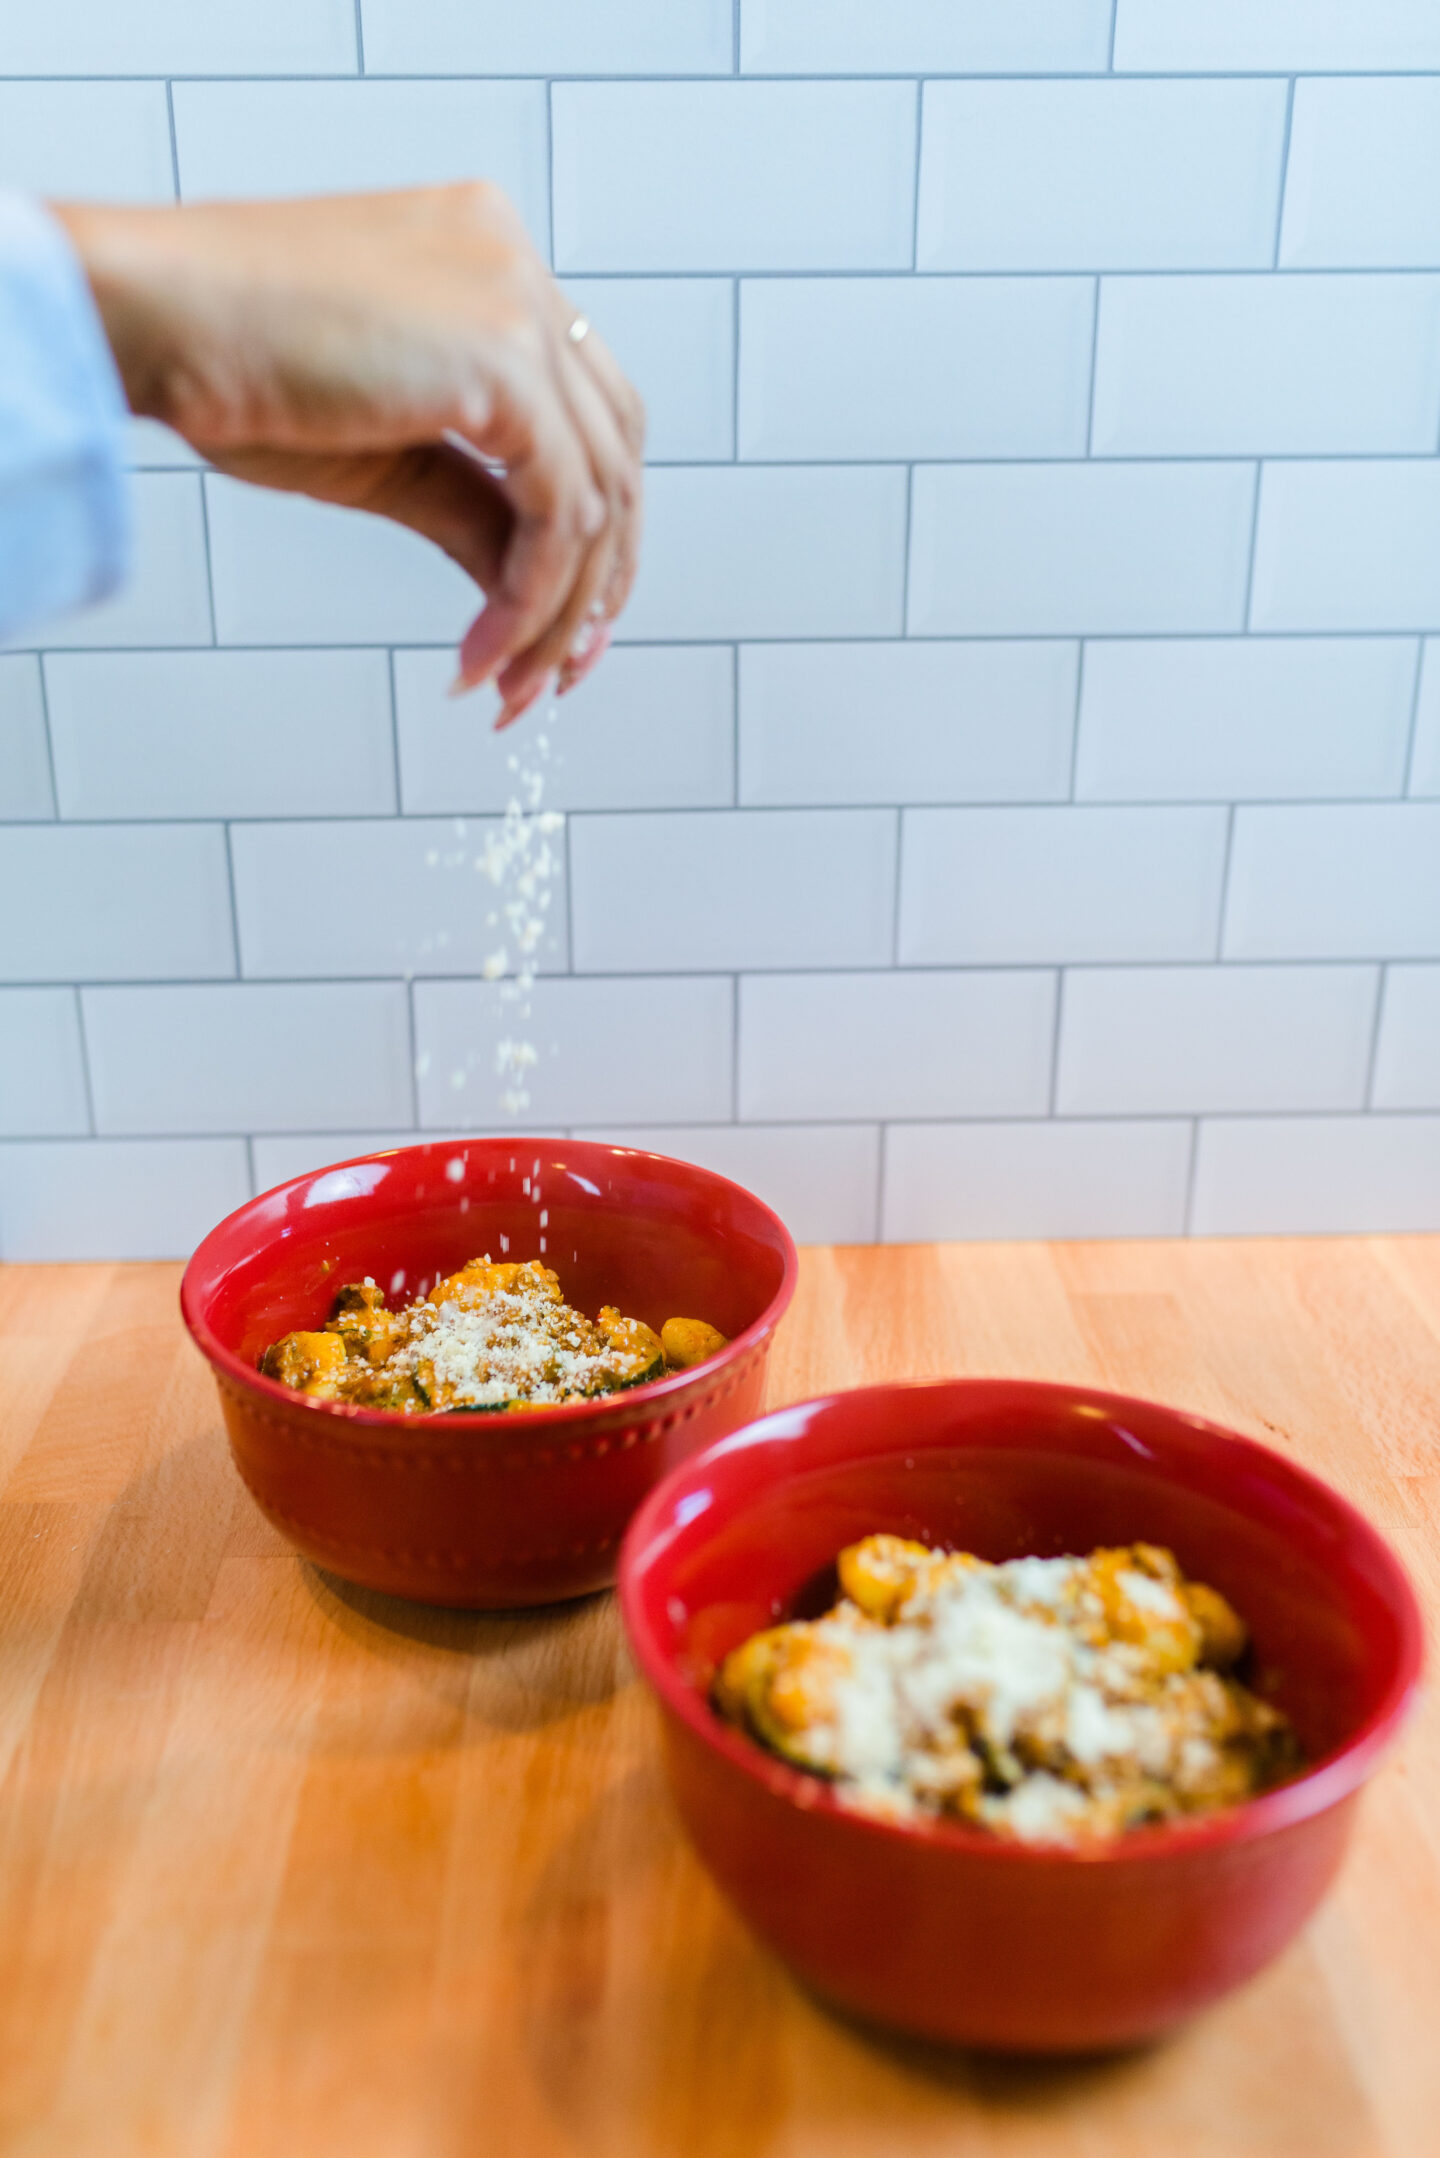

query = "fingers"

[
  {"left": 449, "top": 371, "right": 607, "bottom": 696},
  {"left": 566, "top": 318, "right": 647, "bottom": 463},
  {"left": 490, "top": 342, "right": 639, "bottom": 720}
]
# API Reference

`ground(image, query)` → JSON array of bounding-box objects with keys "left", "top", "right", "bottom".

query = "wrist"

[{"left": 49, "top": 202, "right": 193, "bottom": 425}]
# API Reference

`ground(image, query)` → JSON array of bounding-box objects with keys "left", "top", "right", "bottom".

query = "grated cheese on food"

[{"left": 715, "top": 1540, "right": 1299, "bottom": 1846}]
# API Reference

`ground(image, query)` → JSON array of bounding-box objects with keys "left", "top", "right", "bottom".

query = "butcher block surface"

[{"left": 1, "top": 1236, "right": 1437, "bottom": 2157}]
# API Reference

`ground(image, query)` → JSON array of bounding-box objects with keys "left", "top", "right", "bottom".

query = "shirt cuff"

[{"left": 0, "top": 192, "right": 131, "bottom": 644}]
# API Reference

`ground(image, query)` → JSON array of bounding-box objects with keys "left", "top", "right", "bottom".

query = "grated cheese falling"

[{"left": 423, "top": 696, "right": 566, "bottom": 1118}]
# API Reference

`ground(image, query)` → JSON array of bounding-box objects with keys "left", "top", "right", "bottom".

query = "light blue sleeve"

[{"left": 0, "top": 192, "right": 131, "bottom": 643}]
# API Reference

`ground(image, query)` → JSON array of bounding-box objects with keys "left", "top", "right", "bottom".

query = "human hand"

[{"left": 52, "top": 186, "right": 644, "bottom": 724}]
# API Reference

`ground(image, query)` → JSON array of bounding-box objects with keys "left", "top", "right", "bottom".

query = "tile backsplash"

[{"left": 2, "top": 0, "right": 1439, "bottom": 1254}]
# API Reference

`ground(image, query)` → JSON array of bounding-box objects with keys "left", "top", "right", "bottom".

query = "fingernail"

[
  {"left": 558, "top": 621, "right": 612, "bottom": 697},
  {"left": 458, "top": 598, "right": 524, "bottom": 693},
  {"left": 492, "top": 675, "right": 552, "bottom": 733}
]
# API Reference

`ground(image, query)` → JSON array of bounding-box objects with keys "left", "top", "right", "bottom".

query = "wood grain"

[{"left": 1, "top": 1240, "right": 1436, "bottom": 2158}]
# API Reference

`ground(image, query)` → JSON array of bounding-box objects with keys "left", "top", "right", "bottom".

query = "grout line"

[
  {"left": 1107, "top": 0, "right": 1120, "bottom": 69},
  {"left": 4, "top": 1109, "right": 1440, "bottom": 1151},
  {"left": 1272, "top": 77, "right": 1296, "bottom": 269},
  {"left": 730, "top": 276, "right": 741, "bottom": 459},
  {"left": 730, "top": 973, "right": 741, "bottom": 1120},
  {"left": 23, "top": 788, "right": 1434, "bottom": 827},
  {"left": 545, "top": 79, "right": 556, "bottom": 268},
  {"left": 73, "top": 987, "right": 98, "bottom": 1137},
  {"left": 114, "top": 261, "right": 1429, "bottom": 284},
  {"left": 244, "top": 1133, "right": 258, "bottom": 1197},
  {"left": 1047, "top": 970, "right": 1065, "bottom": 1116},
  {"left": 910, "top": 78, "right": 924, "bottom": 270},
  {"left": 385, "top": 648, "right": 404, "bottom": 811},
  {"left": 1067, "top": 643, "right": 1086, "bottom": 800},
  {"left": 34, "top": 656, "right": 62, "bottom": 820},
  {"left": 164, "top": 79, "right": 181, "bottom": 198},
  {"left": 0, "top": 70, "right": 1411, "bottom": 83},
  {"left": 1241, "top": 460, "right": 1264, "bottom": 633},
  {"left": 405, "top": 977, "right": 421, "bottom": 1124},
  {"left": 1363, "top": 966, "right": 1389, "bottom": 1111},
  {"left": 117, "top": 440, "right": 1440, "bottom": 464},
  {"left": 12, "top": 627, "right": 1439, "bottom": 659},
  {"left": 873, "top": 1122, "right": 888, "bottom": 1242},
  {"left": 1214, "top": 803, "right": 1237, "bottom": 959},
  {"left": 1084, "top": 277, "right": 1102, "bottom": 456},
  {"left": 1181, "top": 1117, "right": 1200, "bottom": 1234},
  {"left": 1402, "top": 639, "right": 1428, "bottom": 797},
  {"left": 2, "top": 956, "right": 1432, "bottom": 993},
  {"left": 562, "top": 806, "right": 577, "bottom": 972},
  {"left": 195, "top": 474, "right": 219, "bottom": 646},
  {"left": 220, "top": 823, "right": 243, "bottom": 977},
  {"left": 890, "top": 808, "right": 905, "bottom": 965},
  {"left": 353, "top": 0, "right": 365, "bottom": 73}
]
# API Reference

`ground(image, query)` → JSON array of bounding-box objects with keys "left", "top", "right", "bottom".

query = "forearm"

[
  {"left": 50, "top": 201, "right": 191, "bottom": 425},
  {"left": 38, "top": 185, "right": 643, "bottom": 719}
]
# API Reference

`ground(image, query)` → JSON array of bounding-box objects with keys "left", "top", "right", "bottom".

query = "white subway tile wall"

[
  {"left": 0, "top": 82, "right": 176, "bottom": 201},
  {"left": 907, "top": 463, "right": 1256, "bottom": 637},
  {"left": 739, "top": 642, "right": 1077, "bottom": 806},
  {"left": 738, "top": 277, "right": 1094, "bottom": 461},
  {"left": 883, "top": 1121, "right": 1194, "bottom": 1243},
  {"left": 1411, "top": 643, "right": 1440, "bottom": 797},
  {"left": 0, "top": 2, "right": 356, "bottom": 77},
  {"left": 1251, "top": 463, "right": 1440, "bottom": 631},
  {"left": 1223, "top": 806, "right": 1440, "bottom": 960},
  {"left": 563, "top": 280, "right": 735, "bottom": 462},
  {"left": 569, "top": 809, "right": 897, "bottom": 973},
  {"left": 1074, "top": 639, "right": 1417, "bottom": 802},
  {"left": 743, "top": 2, "right": 1113, "bottom": 76},
  {"left": 1091, "top": 276, "right": 1440, "bottom": 457},
  {"left": 622, "top": 466, "right": 907, "bottom": 639},
  {"left": 45, "top": 651, "right": 398, "bottom": 820},
  {"left": 204, "top": 478, "right": 476, "bottom": 647},
  {"left": 1114, "top": 2, "right": 1440, "bottom": 75},
  {"left": 2, "top": 14, "right": 1439, "bottom": 1258},
  {"left": 738, "top": 971, "right": 1055, "bottom": 1122},
  {"left": 1279, "top": 79, "right": 1440, "bottom": 270},
  {"left": 229, "top": 818, "right": 570, "bottom": 980},
  {"left": 10, "top": 476, "right": 214, "bottom": 653},
  {"left": 81, "top": 983, "right": 415, "bottom": 1135},
  {"left": 916, "top": 80, "right": 1289, "bottom": 272},
  {"left": 0, "top": 990, "right": 89, "bottom": 1137},
  {"left": 1054, "top": 965, "right": 1379, "bottom": 1114},
  {"left": 552, "top": 82, "right": 917, "bottom": 272},
  {"left": 412, "top": 977, "right": 734, "bottom": 1128},
  {"left": 0, "top": 658, "right": 54, "bottom": 820},
  {"left": 575, "top": 1122, "right": 882, "bottom": 1247},
  {"left": 173, "top": 80, "right": 551, "bottom": 245},
  {"left": 396, "top": 645, "right": 735, "bottom": 815},
  {"left": 1372, "top": 967, "right": 1440, "bottom": 1110},
  {"left": 898, "top": 807, "right": 1228, "bottom": 964}
]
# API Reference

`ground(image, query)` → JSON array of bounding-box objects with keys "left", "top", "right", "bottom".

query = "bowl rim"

[
  {"left": 180, "top": 1135, "right": 800, "bottom": 1436},
  {"left": 619, "top": 1376, "right": 1427, "bottom": 1868}
]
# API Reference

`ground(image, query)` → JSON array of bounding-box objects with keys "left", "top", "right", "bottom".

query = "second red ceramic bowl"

[
  {"left": 620, "top": 1380, "right": 1423, "bottom": 2053},
  {"left": 182, "top": 1138, "right": 797, "bottom": 1608}
]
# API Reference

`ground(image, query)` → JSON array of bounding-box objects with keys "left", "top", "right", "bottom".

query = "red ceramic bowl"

[
  {"left": 181, "top": 1138, "right": 797, "bottom": 1608},
  {"left": 620, "top": 1380, "right": 1423, "bottom": 2053}
]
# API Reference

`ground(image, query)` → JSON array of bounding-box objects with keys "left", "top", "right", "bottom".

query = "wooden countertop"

[{"left": 2, "top": 1238, "right": 1437, "bottom": 2158}]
